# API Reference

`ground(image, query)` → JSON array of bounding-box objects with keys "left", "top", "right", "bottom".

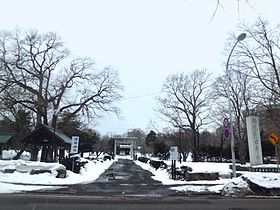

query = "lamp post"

[{"left": 226, "top": 33, "right": 246, "bottom": 178}]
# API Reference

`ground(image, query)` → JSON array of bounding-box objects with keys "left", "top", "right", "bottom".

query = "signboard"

[
  {"left": 223, "top": 117, "right": 230, "bottom": 139},
  {"left": 246, "top": 116, "right": 263, "bottom": 166},
  {"left": 170, "top": 146, "right": 178, "bottom": 161},
  {"left": 70, "top": 136, "right": 79, "bottom": 154},
  {"left": 223, "top": 117, "right": 229, "bottom": 127},
  {"left": 224, "top": 127, "right": 230, "bottom": 139},
  {"left": 268, "top": 132, "right": 280, "bottom": 145}
]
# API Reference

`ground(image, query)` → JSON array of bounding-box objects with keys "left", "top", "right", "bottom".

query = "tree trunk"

[
  {"left": 30, "top": 146, "right": 39, "bottom": 161},
  {"left": 236, "top": 118, "right": 246, "bottom": 164},
  {"left": 182, "top": 151, "right": 189, "bottom": 162},
  {"left": 192, "top": 129, "right": 198, "bottom": 162},
  {"left": 237, "top": 139, "right": 246, "bottom": 164},
  {"left": 12, "top": 150, "right": 25, "bottom": 160}
]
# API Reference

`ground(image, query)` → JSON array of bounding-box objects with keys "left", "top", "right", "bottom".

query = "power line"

[{"left": 121, "top": 91, "right": 162, "bottom": 101}]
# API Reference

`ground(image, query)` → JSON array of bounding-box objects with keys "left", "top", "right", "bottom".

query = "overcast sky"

[{"left": 0, "top": 0, "right": 279, "bottom": 135}]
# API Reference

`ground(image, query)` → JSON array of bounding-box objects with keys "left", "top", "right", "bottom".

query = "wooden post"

[
  {"left": 171, "top": 160, "right": 176, "bottom": 180},
  {"left": 0, "top": 145, "right": 2, "bottom": 160},
  {"left": 275, "top": 144, "right": 280, "bottom": 173},
  {"left": 72, "top": 157, "right": 75, "bottom": 172}
]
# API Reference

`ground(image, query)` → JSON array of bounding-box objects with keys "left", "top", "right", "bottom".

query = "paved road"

[
  {"left": 48, "top": 158, "right": 175, "bottom": 197},
  {"left": 1, "top": 194, "right": 280, "bottom": 210}
]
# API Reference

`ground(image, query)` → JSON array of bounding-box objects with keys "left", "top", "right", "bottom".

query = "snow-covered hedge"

[
  {"left": 1, "top": 150, "right": 31, "bottom": 160},
  {"left": 0, "top": 159, "right": 65, "bottom": 175}
]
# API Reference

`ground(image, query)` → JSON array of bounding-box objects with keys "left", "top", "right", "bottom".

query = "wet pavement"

[{"left": 43, "top": 158, "right": 175, "bottom": 197}]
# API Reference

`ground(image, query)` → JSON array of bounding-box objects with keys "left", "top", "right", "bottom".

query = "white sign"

[
  {"left": 246, "top": 116, "right": 263, "bottom": 166},
  {"left": 70, "top": 136, "right": 79, "bottom": 154},
  {"left": 170, "top": 146, "right": 178, "bottom": 161}
]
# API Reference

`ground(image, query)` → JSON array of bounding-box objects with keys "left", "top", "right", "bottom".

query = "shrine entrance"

[{"left": 113, "top": 137, "right": 137, "bottom": 158}]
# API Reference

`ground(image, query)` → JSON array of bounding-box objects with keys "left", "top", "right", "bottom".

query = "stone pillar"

[{"left": 246, "top": 116, "right": 263, "bottom": 166}]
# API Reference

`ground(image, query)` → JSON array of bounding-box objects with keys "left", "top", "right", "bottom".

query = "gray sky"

[{"left": 0, "top": 0, "right": 279, "bottom": 135}]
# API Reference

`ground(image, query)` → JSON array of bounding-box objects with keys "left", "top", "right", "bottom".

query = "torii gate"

[{"left": 113, "top": 137, "right": 137, "bottom": 158}]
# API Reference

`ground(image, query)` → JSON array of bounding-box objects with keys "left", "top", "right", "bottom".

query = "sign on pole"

[
  {"left": 223, "top": 117, "right": 230, "bottom": 139},
  {"left": 170, "top": 146, "right": 178, "bottom": 161},
  {"left": 268, "top": 132, "right": 280, "bottom": 145},
  {"left": 224, "top": 127, "right": 230, "bottom": 139},
  {"left": 268, "top": 132, "right": 280, "bottom": 173},
  {"left": 70, "top": 136, "right": 79, "bottom": 154},
  {"left": 223, "top": 117, "right": 229, "bottom": 127}
]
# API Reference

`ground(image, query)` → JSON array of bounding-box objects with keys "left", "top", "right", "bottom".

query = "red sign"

[{"left": 223, "top": 117, "right": 229, "bottom": 127}]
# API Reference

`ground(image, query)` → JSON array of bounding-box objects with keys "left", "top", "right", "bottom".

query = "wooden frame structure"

[{"left": 21, "top": 125, "right": 71, "bottom": 162}]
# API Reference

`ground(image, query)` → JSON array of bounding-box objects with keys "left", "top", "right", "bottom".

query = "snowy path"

[
  {"left": 38, "top": 158, "right": 175, "bottom": 197},
  {"left": 0, "top": 158, "right": 115, "bottom": 193}
]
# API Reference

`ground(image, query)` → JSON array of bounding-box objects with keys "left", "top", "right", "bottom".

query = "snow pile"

[
  {"left": 171, "top": 184, "right": 224, "bottom": 194},
  {"left": 135, "top": 160, "right": 183, "bottom": 185},
  {"left": 0, "top": 158, "right": 116, "bottom": 193},
  {"left": 221, "top": 176, "right": 253, "bottom": 197},
  {"left": 135, "top": 158, "right": 280, "bottom": 196},
  {"left": 135, "top": 160, "right": 232, "bottom": 184},
  {"left": 176, "top": 161, "right": 232, "bottom": 178},
  {"left": 135, "top": 159, "right": 231, "bottom": 194},
  {"left": 0, "top": 159, "right": 65, "bottom": 173},
  {"left": 2, "top": 150, "right": 31, "bottom": 160},
  {"left": 242, "top": 172, "right": 280, "bottom": 188}
]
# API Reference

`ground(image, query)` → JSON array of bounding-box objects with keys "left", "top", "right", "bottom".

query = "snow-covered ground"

[
  {"left": 1, "top": 151, "right": 280, "bottom": 196},
  {"left": 135, "top": 159, "right": 280, "bottom": 196},
  {"left": 0, "top": 155, "right": 116, "bottom": 193}
]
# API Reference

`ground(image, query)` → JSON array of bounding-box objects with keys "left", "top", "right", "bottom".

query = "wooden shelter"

[
  {"left": 21, "top": 125, "right": 72, "bottom": 162},
  {"left": 0, "top": 133, "right": 14, "bottom": 159}
]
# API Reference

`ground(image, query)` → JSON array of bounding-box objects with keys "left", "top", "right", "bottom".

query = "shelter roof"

[
  {"left": 21, "top": 125, "right": 72, "bottom": 146},
  {"left": 0, "top": 133, "right": 14, "bottom": 144}
]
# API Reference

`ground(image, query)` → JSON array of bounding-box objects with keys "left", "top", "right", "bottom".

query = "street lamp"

[{"left": 226, "top": 33, "right": 246, "bottom": 178}]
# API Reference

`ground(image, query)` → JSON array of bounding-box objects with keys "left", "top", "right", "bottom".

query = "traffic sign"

[
  {"left": 224, "top": 127, "right": 230, "bottom": 139},
  {"left": 268, "top": 132, "right": 279, "bottom": 145},
  {"left": 223, "top": 117, "right": 229, "bottom": 127}
]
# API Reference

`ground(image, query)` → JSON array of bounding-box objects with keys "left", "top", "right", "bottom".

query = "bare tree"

[
  {"left": 212, "top": 63, "right": 256, "bottom": 163},
  {"left": 156, "top": 69, "right": 212, "bottom": 162},
  {"left": 235, "top": 18, "right": 280, "bottom": 128},
  {"left": 0, "top": 29, "right": 122, "bottom": 128},
  {"left": 165, "top": 126, "right": 191, "bottom": 162},
  {"left": 125, "top": 128, "right": 147, "bottom": 154}
]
